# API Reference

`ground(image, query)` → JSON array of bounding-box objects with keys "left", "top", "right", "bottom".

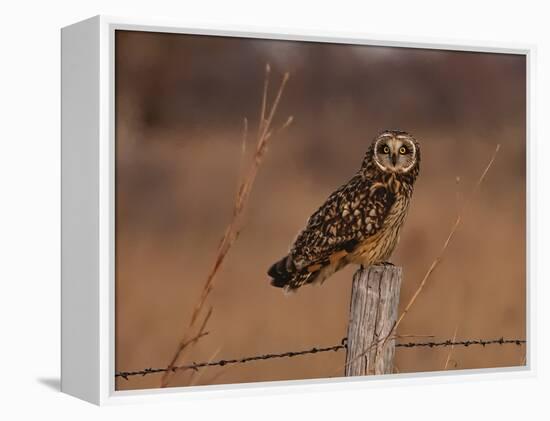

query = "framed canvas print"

[{"left": 61, "top": 15, "right": 533, "bottom": 405}]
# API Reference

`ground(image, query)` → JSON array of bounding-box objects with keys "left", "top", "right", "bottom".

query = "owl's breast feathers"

[{"left": 268, "top": 165, "right": 418, "bottom": 290}]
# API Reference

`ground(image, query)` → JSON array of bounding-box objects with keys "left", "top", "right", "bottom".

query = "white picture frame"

[{"left": 61, "top": 15, "right": 535, "bottom": 406}]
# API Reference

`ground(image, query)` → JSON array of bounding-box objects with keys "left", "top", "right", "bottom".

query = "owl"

[{"left": 268, "top": 130, "right": 420, "bottom": 291}]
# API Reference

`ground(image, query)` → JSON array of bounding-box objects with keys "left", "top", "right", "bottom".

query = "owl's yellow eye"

[
  {"left": 399, "top": 146, "right": 407, "bottom": 154},
  {"left": 383, "top": 146, "right": 390, "bottom": 154}
]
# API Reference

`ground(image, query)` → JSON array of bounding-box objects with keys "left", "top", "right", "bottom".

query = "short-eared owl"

[{"left": 268, "top": 130, "right": 420, "bottom": 291}]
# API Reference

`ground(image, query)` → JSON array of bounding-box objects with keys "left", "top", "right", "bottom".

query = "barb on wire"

[{"left": 116, "top": 337, "right": 526, "bottom": 380}]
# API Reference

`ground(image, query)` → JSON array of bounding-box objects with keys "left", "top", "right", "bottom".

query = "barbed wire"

[
  {"left": 396, "top": 337, "right": 525, "bottom": 348},
  {"left": 116, "top": 337, "right": 526, "bottom": 380}
]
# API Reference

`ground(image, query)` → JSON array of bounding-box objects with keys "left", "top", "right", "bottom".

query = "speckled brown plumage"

[{"left": 268, "top": 130, "right": 420, "bottom": 291}]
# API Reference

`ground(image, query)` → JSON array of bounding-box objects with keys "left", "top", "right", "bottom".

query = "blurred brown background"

[{"left": 114, "top": 30, "right": 526, "bottom": 391}]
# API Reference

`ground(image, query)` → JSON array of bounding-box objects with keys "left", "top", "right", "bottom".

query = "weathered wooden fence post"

[{"left": 345, "top": 265, "right": 402, "bottom": 376}]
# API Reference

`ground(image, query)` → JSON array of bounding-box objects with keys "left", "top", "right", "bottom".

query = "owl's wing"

[{"left": 290, "top": 176, "right": 396, "bottom": 271}]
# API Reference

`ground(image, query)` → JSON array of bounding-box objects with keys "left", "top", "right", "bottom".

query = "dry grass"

[{"left": 160, "top": 64, "right": 292, "bottom": 387}]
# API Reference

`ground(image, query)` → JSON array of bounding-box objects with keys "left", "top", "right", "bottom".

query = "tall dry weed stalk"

[{"left": 160, "top": 64, "right": 292, "bottom": 387}]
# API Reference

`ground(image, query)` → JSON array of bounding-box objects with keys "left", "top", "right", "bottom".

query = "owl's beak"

[{"left": 391, "top": 154, "right": 397, "bottom": 166}]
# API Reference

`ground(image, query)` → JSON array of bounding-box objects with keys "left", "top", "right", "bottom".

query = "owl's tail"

[
  {"left": 267, "top": 255, "right": 320, "bottom": 290},
  {"left": 268, "top": 255, "right": 295, "bottom": 288}
]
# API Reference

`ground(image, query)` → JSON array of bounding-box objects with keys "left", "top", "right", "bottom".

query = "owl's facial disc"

[{"left": 373, "top": 133, "right": 416, "bottom": 173}]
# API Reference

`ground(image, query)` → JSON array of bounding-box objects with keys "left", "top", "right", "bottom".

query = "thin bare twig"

[
  {"left": 520, "top": 352, "right": 527, "bottom": 366},
  {"left": 160, "top": 66, "right": 292, "bottom": 387},
  {"left": 455, "top": 176, "right": 462, "bottom": 215},
  {"left": 161, "top": 308, "right": 212, "bottom": 386},
  {"left": 444, "top": 325, "right": 460, "bottom": 370},
  {"left": 238, "top": 118, "right": 248, "bottom": 187},
  {"left": 258, "top": 63, "right": 270, "bottom": 138},
  {"left": 188, "top": 347, "right": 222, "bottom": 387},
  {"left": 396, "top": 334, "right": 436, "bottom": 339}
]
